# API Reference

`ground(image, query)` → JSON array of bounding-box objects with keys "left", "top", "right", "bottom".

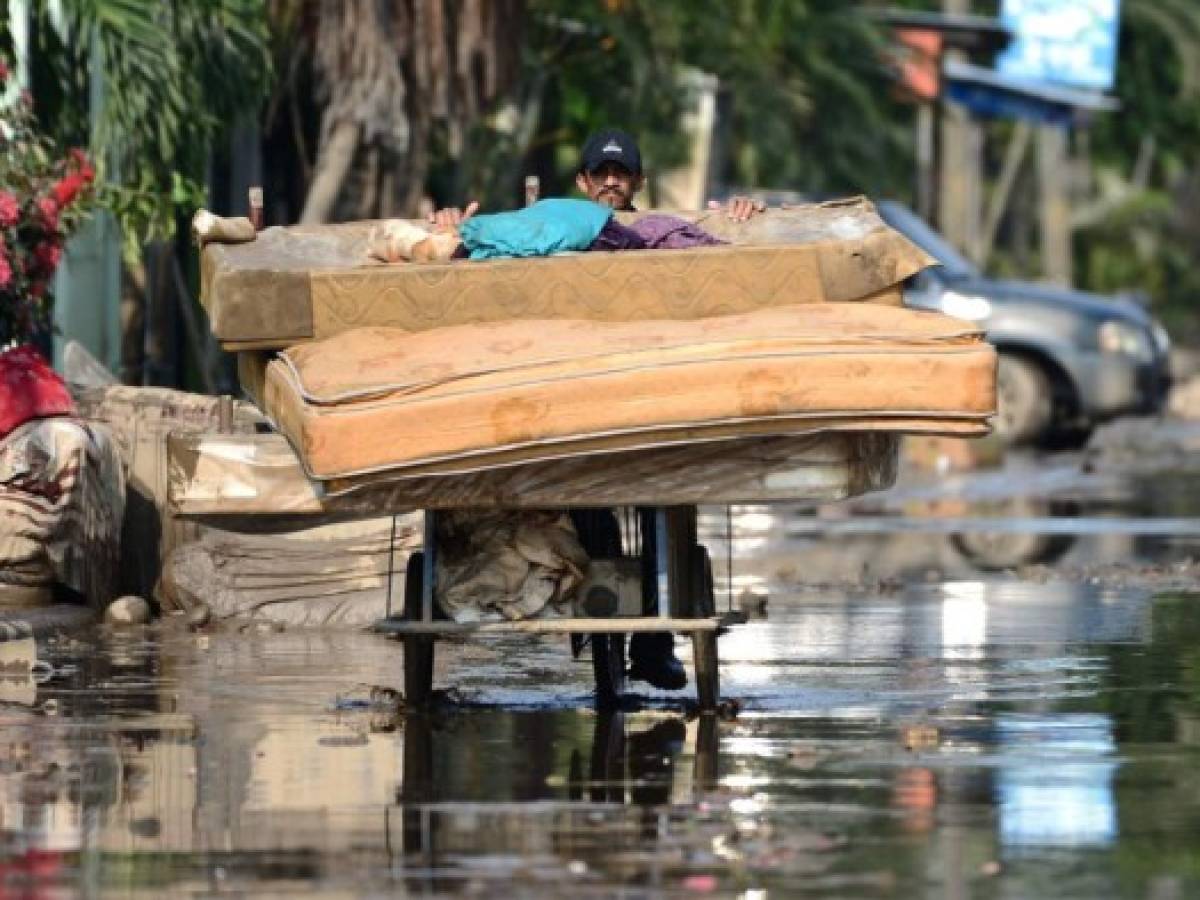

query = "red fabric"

[{"left": 0, "top": 345, "right": 75, "bottom": 441}]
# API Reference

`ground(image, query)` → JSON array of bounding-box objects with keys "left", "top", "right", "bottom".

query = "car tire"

[
  {"left": 1043, "top": 422, "right": 1094, "bottom": 452},
  {"left": 951, "top": 530, "right": 1075, "bottom": 571},
  {"left": 950, "top": 498, "right": 1078, "bottom": 570},
  {"left": 995, "top": 353, "right": 1054, "bottom": 447}
]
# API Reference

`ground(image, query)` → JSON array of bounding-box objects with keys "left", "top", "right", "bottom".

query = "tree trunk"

[
  {"left": 297, "top": 0, "right": 525, "bottom": 222},
  {"left": 119, "top": 262, "right": 146, "bottom": 386},
  {"left": 299, "top": 120, "right": 361, "bottom": 224}
]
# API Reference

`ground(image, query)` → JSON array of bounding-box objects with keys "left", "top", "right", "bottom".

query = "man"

[
  {"left": 431, "top": 130, "right": 761, "bottom": 691},
  {"left": 432, "top": 127, "right": 763, "bottom": 225}
]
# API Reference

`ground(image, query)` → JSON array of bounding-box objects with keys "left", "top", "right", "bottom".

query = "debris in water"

[{"left": 105, "top": 595, "right": 151, "bottom": 626}]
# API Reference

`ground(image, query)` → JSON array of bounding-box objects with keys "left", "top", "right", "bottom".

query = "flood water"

[
  {"left": 4, "top": 574, "right": 1200, "bottom": 896},
  {"left": 8, "top": 446, "right": 1200, "bottom": 896}
]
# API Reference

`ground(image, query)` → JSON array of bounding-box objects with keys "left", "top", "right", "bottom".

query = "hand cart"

[
  {"left": 371, "top": 432, "right": 900, "bottom": 712},
  {"left": 376, "top": 505, "right": 745, "bottom": 711}
]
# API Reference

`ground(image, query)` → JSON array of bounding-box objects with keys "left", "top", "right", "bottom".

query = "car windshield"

[{"left": 876, "top": 201, "right": 979, "bottom": 279}]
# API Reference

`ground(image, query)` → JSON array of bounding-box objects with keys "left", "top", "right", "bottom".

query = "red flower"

[
  {"left": 51, "top": 173, "right": 86, "bottom": 208},
  {"left": 33, "top": 240, "right": 63, "bottom": 274},
  {"left": 0, "top": 192, "right": 16, "bottom": 228},
  {"left": 0, "top": 61, "right": 8, "bottom": 84},
  {"left": 68, "top": 148, "right": 96, "bottom": 182},
  {"left": 35, "top": 197, "right": 58, "bottom": 231},
  {"left": 0, "top": 253, "right": 11, "bottom": 291}
]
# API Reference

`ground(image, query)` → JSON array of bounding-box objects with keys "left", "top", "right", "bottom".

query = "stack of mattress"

[{"left": 194, "top": 198, "right": 996, "bottom": 506}]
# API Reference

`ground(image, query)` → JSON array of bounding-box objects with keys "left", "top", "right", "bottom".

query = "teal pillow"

[{"left": 459, "top": 199, "right": 612, "bottom": 260}]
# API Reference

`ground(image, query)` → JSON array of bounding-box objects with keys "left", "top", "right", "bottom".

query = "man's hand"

[
  {"left": 709, "top": 197, "right": 765, "bottom": 222},
  {"left": 429, "top": 200, "right": 479, "bottom": 229}
]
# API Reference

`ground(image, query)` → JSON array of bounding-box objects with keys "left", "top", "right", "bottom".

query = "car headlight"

[
  {"left": 940, "top": 290, "right": 992, "bottom": 321},
  {"left": 1097, "top": 320, "right": 1154, "bottom": 361}
]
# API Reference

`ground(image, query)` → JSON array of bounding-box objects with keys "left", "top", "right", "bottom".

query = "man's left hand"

[{"left": 708, "top": 197, "right": 766, "bottom": 222}]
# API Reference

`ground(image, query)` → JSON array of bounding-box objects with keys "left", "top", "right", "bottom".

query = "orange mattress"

[{"left": 263, "top": 303, "right": 996, "bottom": 482}]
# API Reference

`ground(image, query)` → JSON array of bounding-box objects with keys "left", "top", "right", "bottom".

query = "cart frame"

[{"left": 375, "top": 505, "right": 746, "bottom": 711}]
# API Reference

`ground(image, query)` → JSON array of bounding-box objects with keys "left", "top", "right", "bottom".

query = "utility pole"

[
  {"left": 915, "top": 103, "right": 937, "bottom": 223},
  {"left": 1037, "top": 124, "right": 1073, "bottom": 285},
  {"left": 937, "top": 0, "right": 983, "bottom": 258}
]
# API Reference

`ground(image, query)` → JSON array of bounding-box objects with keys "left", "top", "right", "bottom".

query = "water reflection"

[
  {"left": 0, "top": 580, "right": 1198, "bottom": 894},
  {"left": 395, "top": 711, "right": 719, "bottom": 890},
  {"left": 704, "top": 487, "right": 1200, "bottom": 592},
  {"left": 996, "top": 714, "right": 1119, "bottom": 850}
]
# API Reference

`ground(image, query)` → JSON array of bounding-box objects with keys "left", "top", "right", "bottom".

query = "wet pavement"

[{"left": 7, "top": 436, "right": 1200, "bottom": 896}]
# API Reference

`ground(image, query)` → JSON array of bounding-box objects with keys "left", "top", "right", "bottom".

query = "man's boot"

[{"left": 628, "top": 631, "right": 687, "bottom": 690}]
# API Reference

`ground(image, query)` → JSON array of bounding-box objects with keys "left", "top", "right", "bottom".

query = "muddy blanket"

[
  {"left": 0, "top": 418, "right": 124, "bottom": 606},
  {"left": 159, "top": 516, "right": 422, "bottom": 628},
  {"left": 433, "top": 511, "right": 589, "bottom": 622}
]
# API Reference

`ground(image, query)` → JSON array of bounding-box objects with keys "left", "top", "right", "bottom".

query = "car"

[{"left": 877, "top": 201, "right": 1171, "bottom": 448}]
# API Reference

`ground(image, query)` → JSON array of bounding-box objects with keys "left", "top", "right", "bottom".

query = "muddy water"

[
  {"left": 9, "top": 440, "right": 1200, "bottom": 896},
  {"left": 1, "top": 573, "right": 1197, "bottom": 897}
]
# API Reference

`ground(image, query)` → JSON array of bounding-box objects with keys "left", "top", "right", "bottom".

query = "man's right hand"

[{"left": 429, "top": 200, "right": 479, "bottom": 229}]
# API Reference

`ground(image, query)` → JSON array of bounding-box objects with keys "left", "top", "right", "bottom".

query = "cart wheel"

[
  {"left": 691, "top": 544, "right": 716, "bottom": 617},
  {"left": 403, "top": 552, "right": 435, "bottom": 707},
  {"left": 592, "top": 633, "right": 627, "bottom": 709}
]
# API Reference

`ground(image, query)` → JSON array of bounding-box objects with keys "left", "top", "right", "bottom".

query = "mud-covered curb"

[{"left": 0, "top": 605, "right": 95, "bottom": 641}]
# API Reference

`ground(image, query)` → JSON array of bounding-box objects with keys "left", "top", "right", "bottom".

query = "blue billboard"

[{"left": 997, "top": 0, "right": 1120, "bottom": 93}]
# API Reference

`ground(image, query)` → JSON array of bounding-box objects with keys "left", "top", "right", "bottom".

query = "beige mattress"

[
  {"left": 202, "top": 198, "right": 931, "bottom": 349},
  {"left": 262, "top": 303, "right": 996, "bottom": 482},
  {"left": 167, "top": 430, "right": 901, "bottom": 513}
]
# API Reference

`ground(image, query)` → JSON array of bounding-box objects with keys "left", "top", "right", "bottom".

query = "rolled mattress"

[
  {"left": 263, "top": 302, "right": 996, "bottom": 481},
  {"left": 201, "top": 198, "right": 932, "bottom": 349}
]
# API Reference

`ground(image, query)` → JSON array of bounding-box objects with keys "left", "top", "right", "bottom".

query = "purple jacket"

[{"left": 588, "top": 214, "right": 726, "bottom": 252}]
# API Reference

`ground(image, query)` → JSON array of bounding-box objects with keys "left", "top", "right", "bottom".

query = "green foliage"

[
  {"left": 1092, "top": 0, "right": 1200, "bottom": 179},
  {"left": 446, "top": 1, "right": 911, "bottom": 209},
  {"left": 20, "top": 0, "right": 272, "bottom": 261},
  {"left": 675, "top": 1, "right": 911, "bottom": 196},
  {"left": 1075, "top": 0, "right": 1200, "bottom": 338}
]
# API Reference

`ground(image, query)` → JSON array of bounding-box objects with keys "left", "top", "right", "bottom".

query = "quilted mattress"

[
  {"left": 202, "top": 198, "right": 931, "bottom": 350},
  {"left": 262, "top": 303, "right": 996, "bottom": 482},
  {"left": 167, "top": 430, "right": 901, "bottom": 513}
]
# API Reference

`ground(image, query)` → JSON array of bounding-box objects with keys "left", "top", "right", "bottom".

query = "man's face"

[{"left": 576, "top": 162, "right": 644, "bottom": 210}]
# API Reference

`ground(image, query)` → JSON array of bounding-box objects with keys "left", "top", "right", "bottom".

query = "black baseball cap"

[{"left": 578, "top": 128, "right": 642, "bottom": 175}]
